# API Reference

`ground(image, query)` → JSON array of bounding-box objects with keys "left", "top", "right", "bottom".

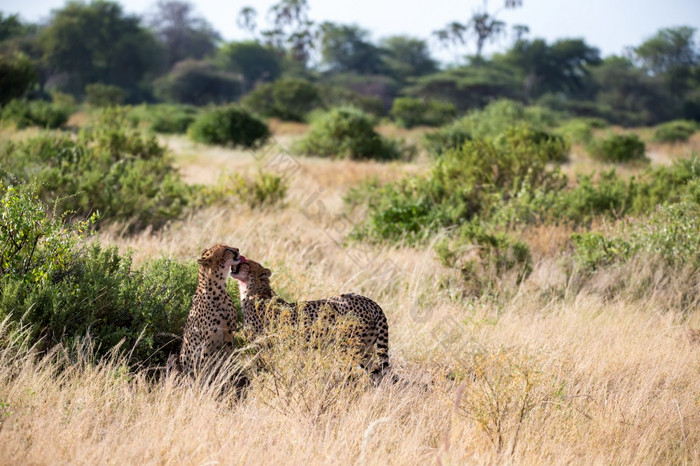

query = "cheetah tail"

[{"left": 374, "top": 311, "right": 390, "bottom": 375}]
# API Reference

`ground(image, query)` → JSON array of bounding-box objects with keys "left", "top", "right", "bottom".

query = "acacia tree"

[
  {"left": 634, "top": 26, "right": 698, "bottom": 96},
  {"left": 217, "top": 41, "right": 281, "bottom": 90},
  {"left": 149, "top": 1, "right": 220, "bottom": 70},
  {"left": 380, "top": 35, "right": 437, "bottom": 82},
  {"left": 319, "top": 23, "right": 384, "bottom": 74},
  {"left": 433, "top": 0, "right": 522, "bottom": 61},
  {"left": 502, "top": 37, "right": 601, "bottom": 99},
  {"left": 263, "top": 0, "right": 317, "bottom": 63},
  {"left": 236, "top": 7, "right": 257, "bottom": 38},
  {"left": 238, "top": 0, "right": 318, "bottom": 66}
]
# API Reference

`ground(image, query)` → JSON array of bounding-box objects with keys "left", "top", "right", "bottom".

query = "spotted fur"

[
  {"left": 230, "top": 259, "right": 390, "bottom": 375},
  {"left": 178, "top": 244, "right": 243, "bottom": 374}
]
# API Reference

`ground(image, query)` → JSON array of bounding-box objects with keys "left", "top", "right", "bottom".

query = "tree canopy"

[{"left": 41, "top": 0, "right": 158, "bottom": 97}]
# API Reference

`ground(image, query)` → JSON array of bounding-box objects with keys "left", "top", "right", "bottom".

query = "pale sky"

[{"left": 2, "top": 0, "right": 700, "bottom": 63}]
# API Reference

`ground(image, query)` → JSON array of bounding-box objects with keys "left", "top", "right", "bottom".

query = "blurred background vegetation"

[{"left": 0, "top": 0, "right": 698, "bottom": 127}]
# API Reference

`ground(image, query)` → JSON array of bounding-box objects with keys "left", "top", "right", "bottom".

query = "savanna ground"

[{"left": 1, "top": 119, "right": 700, "bottom": 465}]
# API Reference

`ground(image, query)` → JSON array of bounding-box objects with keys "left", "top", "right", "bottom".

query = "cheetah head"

[
  {"left": 197, "top": 244, "right": 243, "bottom": 277},
  {"left": 229, "top": 259, "right": 270, "bottom": 284},
  {"left": 230, "top": 258, "right": 271, "bottom": 299}
]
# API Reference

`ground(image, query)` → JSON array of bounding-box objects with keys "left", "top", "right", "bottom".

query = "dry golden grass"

[{"left": 1, "top": 126, "right": 699, "bottom": 464}]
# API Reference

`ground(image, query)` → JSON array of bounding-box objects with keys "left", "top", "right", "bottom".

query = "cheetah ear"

[
  {"left": 261, "top": 267, "right": 271, "bottom": 279},
  {"left": 197, "top": 249, "right": 210, "bottom": 265}
]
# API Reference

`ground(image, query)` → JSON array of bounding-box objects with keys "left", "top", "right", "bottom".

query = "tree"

[
  {"left": 319, "top": 23, "right": 384, "bottom": 74},
  {"left": 149, "top": 0, "right": 220, "bottom": 70},
  {"left": 0, "top": 53, "right": 37, "bottom": 105},
  {"left": 217, "top": 41, "right": 281, "bottom": 91},
  {"left": 241, "top": 78, "right": 321, "bottom": 121},
  {"left": 41, "top": 0, "right": 158, "bottom": 97},
  {"left": 634, "top": 26, "right": 698, "bottom": 97},
  {"left": 433, "top": 0, "right": 522, "bottom": 61},
  {"left": 380, "top": 36, "right": 437, "bottom": 81},
  {"left": 236, "top": 7, "right": 257, "bottom": 38},
  {"left": 635, "top": 27, "right": 698, "bottom": 75},
  {"left": 404, "top": 62, "right": 521, "bottom": 111},
  {"left": 154, "top": 59, "right": 242, "bottom": 105},
  {"left": 592, "top": 56, "right": 675, "bottom": 125},
  {"left": 468, "top": 13, "right": 506, "bottom": 58},
  {"left": 261, "top": 0, "right": 317, "bottom": 63},
  {"left": 511, "top": 24, "right": 529, "bottom": 43},
  {"left": 500, "top": 38, "right": 600, "bottom": 99},
  {"left": 0, "top": 13, "right": 30, "bottom": 42}
]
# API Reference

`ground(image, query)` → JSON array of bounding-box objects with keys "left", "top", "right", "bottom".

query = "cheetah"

[
  {"left": 230, "top": 258, "right": 390, "bottom": 376},
  {"left": 177, "top": 244, "right": 244, "bottom": 375}
]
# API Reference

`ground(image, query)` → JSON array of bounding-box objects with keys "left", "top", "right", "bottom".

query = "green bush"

[
  {"left": 557, "top": 119, "right": 595, "bottom": 144},
  {"left": 319, "top": 85, "right": 385, "bottom": 117},
  {"left": 588, "top": 133, "right": 647, "bottom": 163},
  {"left": 349, "top": 126, "right": 567, "bottom": 242},
  {"left": 495, "top": 124, "right": 569, "bottom": 163},
  {"left": 628, "top": 156, "right": 700, "bottom": 213},
  {"left": 242, "top": 78, "right": 322, "bottom": 121},
  {"left": 572, "top": 200, "right": 700, "bottom": 271},
  {"left": 294, "top": 107, "right": 402, "bottom": 161},
  {"left": 85, "top": 83, "right": 126, "bottom": 107},
  {"left": 128, "top": 104, "right": 199, "bottom": 134},
  {"left": 0, "top": 182, "right": 220, "bottom": 366},
  {"left": 198, "top": 170, "right": 288, "bottom": 208},
  {"left": 0, "top": 109, "right": 192, "bottom": 230},
  {"left": 1, "top": 99, "right": 72, "bottom": 129},
  {"left": 557, "top": 170, "right": 632, "bottom": 224},
  {"left": 391, "top": 97, "right": 456, "bottom": 128},
  {"left": 423, "top": 121, "right": 472, "bottom": 157},
  {"left": 188, "top": 106, "right": 270, "bottom": 148},
  {"left": 423, "top": 100, "right": 559, "bottom": 156},
  {"left": 653, "top": 120, "right": 697, "bottom": 143},
  {"left": 435, "top": 221, "right": 532, "bottom": 295},
  {"left": 553, "top": 157, "right": 700, "bottom": 225}
]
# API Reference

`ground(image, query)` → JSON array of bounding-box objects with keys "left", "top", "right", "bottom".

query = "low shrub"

[
  {"left": 85, "top": 83, "right": 126, "bottom": 107},
  {"left": 1, "top": 99, "right": 72, "bottom": 129},
  {"left": 128, "top": 104, "right": 199, "bottom": 134},
  {"left": 0, "top": 182, "right": 224, "bottom": 366},
  {"left": 294, "top": 107, "right": 402, "bottom": 161},
  {"left": 198, "top": 170, "right": 288, "bottom": 208},
  {"left": 423, "top": 121, "right": 472, "bottom": 157},
  {"left": 188, "top": 106, "right": 270, "bottom": 148},
  {"left": 242, "top": 78, "right": 322, "bottom": 122},
  {"left": 588, "top": 133, "right": 647, "bottom": 163},
  {"left": 557, "top": 118, "right": 594, "bottom": 144},
  {"left": 0, "top": 109, "right": 192, "bottom": 230},
  {"left": 391, "top": 97, "right": 456, "bottom": 128},
  {"left": 628, "top": 156, "right": 700, "bottom": 213},
  {"left": 348, "top": 126, "right": 567, "bottom": 242},
  {"left": 572, "top": 200, "right": 700, "bottom": 271},
  {"left": 423, "top": 99, "right": 558, "bottom": 156},
  {"left": 557, "top": 170, "right": 632, "bottom": 224},
  {"left": 319, "top": 85, "right": 385, "bottom": 117},
  {"left": 435, "top": 221, "right": 532, "bottom": 295},
  {"left": 495, "top": 124, "right": 569, "bottom": 163},
  {"left": 653, "top": 120, "right": 697, "bottom": 143}
]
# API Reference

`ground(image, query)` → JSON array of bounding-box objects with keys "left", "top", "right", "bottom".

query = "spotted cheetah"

[
  {"left": 230, "top": 258, "right": 390, "bottom": 376},
  {"left": 177, "top": 244, "right": 244, "bottom": 375}
]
